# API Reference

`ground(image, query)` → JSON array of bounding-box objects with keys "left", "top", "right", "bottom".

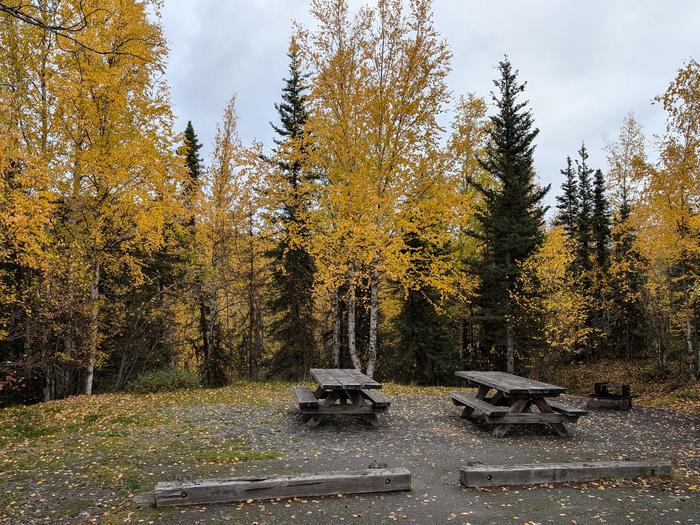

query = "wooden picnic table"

[
  {"left": 451, "top": 371, "right": 587, "bottom": 437},
  {"left": 293, "top": 368, "right": 390, "bottom": 428}
]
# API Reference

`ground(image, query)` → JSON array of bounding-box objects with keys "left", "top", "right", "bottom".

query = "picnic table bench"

[
  {"left": 451, "top": 371, "right": 587, "bottom": 437},
  {"left": 293, "top": 368, "right": 390, "bottom": 428}
]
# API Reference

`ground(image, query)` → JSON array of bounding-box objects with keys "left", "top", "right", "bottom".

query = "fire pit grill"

[{"left": 586, "top": 382, "right": 633, "bottom": 410}]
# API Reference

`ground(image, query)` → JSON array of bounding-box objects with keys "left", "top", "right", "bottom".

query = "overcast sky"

[{"left": 161, "top": 0, "right": 700, "bottom": 213}]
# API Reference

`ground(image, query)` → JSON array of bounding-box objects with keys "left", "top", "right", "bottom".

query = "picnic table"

[
  {"left": 293, "top": 368, "right": 390, "bottom": 428},
  {"left": 450, "top": 371, "right": 587, "bottom": 437}
]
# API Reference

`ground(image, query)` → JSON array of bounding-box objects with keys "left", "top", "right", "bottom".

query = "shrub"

[{"left": 125, "top": 368, "right": 201, "bottom": 394}]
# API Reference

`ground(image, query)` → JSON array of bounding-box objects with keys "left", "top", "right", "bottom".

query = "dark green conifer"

[
  {"left": 183, "top": 121, "right": 203, "bottom": 191},
  {"left": 266, "top": 45, "right": 316, "bottom": 379},
  {"left": 609, "top": 195, "right": 647, "bottom": 359},
  {"left": 554, "top": 156, "right": 578, "bottom": 239},
  {"left": 471, "top": 57, "right": 549, "bottom": 372},
  {"left": 389, "top": 229, "right": 455, "bottom": 385},
  {"left": 592, "top": 169, "right": 611, "bottom": 269},
  {"left": 575, "top": 143, "right": 594, "bottom": 272}
]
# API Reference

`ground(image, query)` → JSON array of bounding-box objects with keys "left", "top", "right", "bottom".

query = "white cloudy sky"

[{"left": 161, "top": 0, "right": 700, "bottom": 212}]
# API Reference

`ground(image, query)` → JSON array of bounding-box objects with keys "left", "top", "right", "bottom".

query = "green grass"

[
  {"left": 0, "top": 381, "right": 292, "bottom": 523},
  {"left": 123, "top": 472, "right": 141, "bottom": 491}
]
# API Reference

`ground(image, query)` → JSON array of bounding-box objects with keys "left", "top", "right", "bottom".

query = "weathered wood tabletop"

[
  {"left": 310, "top": 368, "right": 382, "bottom": 391},
  {"left": 451, "top": 371, "right": 587, "bottom": 437},
  {"left": 456, "top": 371, "right": 566, "bottom": 396},
  {"left": 293, "top": 369, "right": 390, "bottom": 428}
]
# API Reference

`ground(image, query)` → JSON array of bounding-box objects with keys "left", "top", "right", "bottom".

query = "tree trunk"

[
  {"left": 346, "top": 266, "right": 361, "bottom": 370},
  {"left": 198, "top": 292, "right": 210, "bottom": 366},
  {"left": 656, "top": 308, "right": 669, "bottom": 376},
  {"left": 684, "top": 285, "right": 694, "bottom": 380},
  {"left": 249, "top": 286, "right": 263, "bottom": 380},
  {"left": 332, "top": 289, "right": 340, "bottom": 368},
  {"left": 506, "top": 318, "right": 514, "bottom": 374},
  {"left": 657, "top": 333, "right": 667, "bottom": 375},
  {"left": 207, "top": 280, "right": 219, "bottom": 383},
  {"left": 365, "top": 266, "right": 379, "bottom": 378},
  {"left": 114, "top": 351, "right": 127, "bottom": 390},
  {"left": 458, "top": 318, "right": 464, "bottom": 362},
  {"left": 84, "top": 262, "right": 100, "bottom": 395},
  {"left": 43, "top": 368, "right": 52, "bottom": 402}
]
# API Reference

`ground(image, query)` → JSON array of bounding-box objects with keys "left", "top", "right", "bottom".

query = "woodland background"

[{"left": 0, "top": 0, "right": 698, "bottom": 405}]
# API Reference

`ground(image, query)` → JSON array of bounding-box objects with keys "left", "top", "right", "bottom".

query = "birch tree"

[
  {"left": 52, "top": 0, "right": 175, "bottom": 394},
  {"left": 635, "top": 60, "right": 700, "bottom": 378},
  {"left": 299, "top": 0, "right": 452, "bottom": 376}
]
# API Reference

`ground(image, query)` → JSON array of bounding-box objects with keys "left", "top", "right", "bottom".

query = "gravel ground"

[{"left": 146, "top": 393, "right": 700, "bottom": 525}]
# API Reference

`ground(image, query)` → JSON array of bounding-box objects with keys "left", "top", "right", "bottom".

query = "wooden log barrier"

[
  {"left": 154, "top": 467, "right": 412, "bottom": 507},
  {"left": 460, "top": 460, "right": 672, "bottom": 488}
]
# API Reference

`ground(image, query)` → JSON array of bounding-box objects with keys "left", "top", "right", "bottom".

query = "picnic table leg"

[
  {"left": 461, "top": 406, "right": 475, "bottom": 418},
  {"left": 490, "top": 390, "right": 507, "bottom": 406},
  {"left": 533, "top": 397, "right": 570, "bottom": 437},
  {"left": 306, "top": 415, "right": 322, "bottom": 428},
  {"left": 314, "top": 387, "right": 330, "bottom": 399},
  {"left": 475, "top": 385, "right": 491, "bottom": 400},
  {"left": 306, "top": 390, "right": 340, "bottom": 428},
  {"left": 460, "top": 385, "right": 491, "bottom": 418},
  {"left": 347, "top": 390, "right": 381, "bottom": 427},
  {"left": 491, "top": 397, "right": 529, "bottom": 438}
]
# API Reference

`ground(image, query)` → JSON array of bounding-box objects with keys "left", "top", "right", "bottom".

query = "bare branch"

[{"left": 0, "top": 1, "right": 160, "bottom": 63}]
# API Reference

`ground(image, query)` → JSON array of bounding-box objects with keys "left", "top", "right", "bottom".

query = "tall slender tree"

[
  {"left": 606, "top": 115, "right": 648, "bottom": 360},
  {"left": 575, "top": 143, "right": 594, "bottom": 273},
  {"left": 182, "top": 121, "right": 204, "bottom": 215},
  {"left": 592, "top": 169, "right": 611, "bottom": 270},
  {"left": 590, "top": 168, "right": 612, "bottom": 354},
  {"left": 472, "top": 57, "right": 549, "bottom": 373},
  {"left": 266, "top": 42, "right": 316, "bottom": 379},
  {"left": 300, "top": 0, "right": 452, "bottom": 377},
  {"left": 389, "top": 228, "right": 456, "bottom": 385},
  {"left": 52, "top": 0, "right": 174, "bottom": 395},
  {"left": 643, "top": 59, "right": 700, "bottom": 378},
  {"left": 554, "top": 156, "right": 578, "bottom": 238},
  {"left": 179, "top": 121, "right": 214, "bottom": 377}
]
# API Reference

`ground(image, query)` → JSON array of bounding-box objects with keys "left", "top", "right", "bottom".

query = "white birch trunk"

[
  {"left": 365, "top": 266, "right": 379, "bottom": 378},
  {"left": 332, "top": 289, "right": 340, "bottom": 368},
  {"left": 684, "top": 286, "right": 695, "bottom": 378},
  {"left": 84, "top": 262, "right": 100, "bottom": 395},
  {"left": 347, "top": 266, "right": 361, "bottom": 371}
]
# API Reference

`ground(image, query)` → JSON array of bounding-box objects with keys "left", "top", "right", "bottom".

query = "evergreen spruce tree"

[
  {"left": 609, "top": 188, "right": 647, "bottom": 359},
  {"left": 575, "top": 143, "right": 594, "bottom": 272},
  {"left": 472, "top": 57, "right": 549, "bottom": 373},
  {"left": 180, "top": 121, "right": 228, "bottom": 386},
  {"left": 590, "top": 168, "right": 612, "bottom": 354},
  {"left": 133, "top": 121, "right": 205, "bottom": 376},
  {"left": 182, "top": 120, "right": 204, "bottom": 215},
  {"left": 554, "top": 156, "right": 578, "bottom": 239},
  {"left": 592, "top": 169, "right": 611, "bottom": 270},
  {"left": 267, "top": 44, "right": 316, "bottom": 379},
  {"left": 389, "top": 230, "right": 455, "bottom": 385}
]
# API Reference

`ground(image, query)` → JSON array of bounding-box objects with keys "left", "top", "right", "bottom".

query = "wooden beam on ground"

[
  {"left": 154, "top": 467, "right": 412, "bottom": 507},
  {"left": 460, "top": 460, "right": 672, "bottom": 488}
]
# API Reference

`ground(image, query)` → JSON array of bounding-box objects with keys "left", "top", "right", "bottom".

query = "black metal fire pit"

[{"left": 586, "top": 382, "right": 633, "bottom": 410}]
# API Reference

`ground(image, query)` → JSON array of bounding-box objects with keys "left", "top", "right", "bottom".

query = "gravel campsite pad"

[{"left": 1, "top": 387, "right": 699, "bottom": 524}]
